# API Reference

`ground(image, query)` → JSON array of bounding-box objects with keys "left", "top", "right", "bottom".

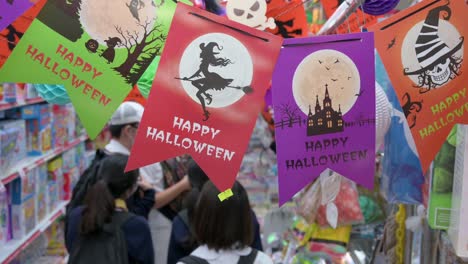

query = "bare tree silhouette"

[
  {"left": 114, "top": 18, "right": 166, "bottom": 85},
  {"left": 277, "top": 103, "right": 299, "bottom": 127}
]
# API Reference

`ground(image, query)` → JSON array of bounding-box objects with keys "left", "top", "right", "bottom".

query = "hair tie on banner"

[
  {"left": 218, "top": 188, "right": 234, "bottom": 202},
  {"left": 380, "top": 0, "right": 444, "bottom": 30},
  {"left": 282, "top": 37, "right": 363, "bottom": 48},
  {"left": 188, "top": 12, "right": 270, "bottom": 42}
]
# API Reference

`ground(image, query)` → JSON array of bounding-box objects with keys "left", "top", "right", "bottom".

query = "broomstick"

[{"left": 175, "top": 77, "right": 254, "bottom": 94}]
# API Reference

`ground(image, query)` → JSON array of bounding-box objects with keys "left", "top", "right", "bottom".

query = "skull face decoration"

[
  {"left": 403, "top": 4, "right": 464, "bottom": 93},
  {"left": 226, "top": 0, "right": 276, "bottom": 30}
]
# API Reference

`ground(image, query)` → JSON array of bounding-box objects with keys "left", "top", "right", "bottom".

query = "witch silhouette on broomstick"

[{"left": 176, "top": 42, "right": 253, "bottom": 121}]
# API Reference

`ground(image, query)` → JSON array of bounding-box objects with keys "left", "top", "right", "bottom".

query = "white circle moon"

[
  {"left": 79, "top": 0, "right": 157, "bottom": 45},
  {"left": 179, "top": 33, "right": 253, "bottom": 108},
  {"left": 402, "top": 19, "right": 464, "bottom": 88},
  {"left": 292, "top": 49, "right": 361, "bottom": 115}
]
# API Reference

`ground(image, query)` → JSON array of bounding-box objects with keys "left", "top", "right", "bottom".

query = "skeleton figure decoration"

[
  {"left": 226, "top": 0, "right": 276, "bottom": 30},
  {"left": 403, "top": 4, "right": 464, "bottom": 93}
]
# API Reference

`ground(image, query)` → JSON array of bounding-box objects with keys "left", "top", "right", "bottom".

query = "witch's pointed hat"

[{"left": 404, "top": 4, "right": 464, "bottom": 76}]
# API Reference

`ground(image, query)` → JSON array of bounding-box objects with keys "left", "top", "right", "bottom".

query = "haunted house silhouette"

[{"left": 307, "top": 84, "right": 344, "bottom": 136}]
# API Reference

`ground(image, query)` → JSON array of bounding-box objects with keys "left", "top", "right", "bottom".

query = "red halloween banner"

[
  {"left": 369, "top": 0, "right": 467, "bottom": 174},
  {"left": 322, "top": 0, "right": 379, "bottom": 34},
  {"left": 126, "top": 3, "right": 282, "bottom": 192},
  {"left": 266, "top": 0, "right": 308, "bottom": 38},
  {"left": 0, "top": 0, "right": 45, "bottom": 69}
]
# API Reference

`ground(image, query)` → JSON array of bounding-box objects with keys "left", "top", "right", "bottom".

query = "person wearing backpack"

[
  {"left": 66, "top": 155, "right": 154, "bottom": 264},
  {"left": 106, "top": 101, "right": 191, "bottom": 264},
  {"left": 177, "top": 181, "right": 272, "bottom": 264},
  {"left": 168, "top": 162, "right": 263, "bottom": 264}
]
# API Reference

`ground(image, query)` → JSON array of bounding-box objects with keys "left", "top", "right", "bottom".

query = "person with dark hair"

[
  {"left": 106, "top": 102, "right": 191, "bottom": 264},
  {"left": 66, "top": 155, "right": 154, "bottom": 264},
  {"left": 167, "top": 162, "right": 264, "bottom": 264},
  {"left": 177, "top": 181, "right": 272, "bottom": 264}
]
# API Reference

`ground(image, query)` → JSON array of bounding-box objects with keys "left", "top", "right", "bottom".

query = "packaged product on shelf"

[
  {"left": 65, "top": 103, "right": 76, "bottom": 142},
  {"left": 44, "top": 219, "right": 66, "bottom": 256},
  {"left": 0, "top": 83, "right": 17, "bottom": 104},
  {"left": 0, "top": 119, "right": 27, "bottom": 172},
  {"left": 0, "top": 184, "right": 9, "bottom": 246},
  {"left": 51, "top": 105, "right": 68, "bottom": 148},
  {"left": 15, "top": 84, "right": 40, "bottom": 103},
  {"left": 21, "top": 104, "right": 53, "bottom": 156},
  {"left": 44, "top": 181, "right": 60, "bottom": 215},
  {"left": 11, "top": 195, "right": 36, "bottom": 239},
  {"left": 428, "top": 126, "right": 457, "bottom": 230},
  {"left": 448, "top": 125, "right": 468, "bottom": 258},
  {"left": 34, "top": 165, "right": 48, "bottom": 223},
  {"left": 47, "top": 157, "right": 63, "bottom": 204},
  {"left": 10, "top": 170, "right": 36, "bottom": 204}
]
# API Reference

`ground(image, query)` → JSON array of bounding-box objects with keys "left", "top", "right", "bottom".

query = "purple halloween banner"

[
  {"left": 0, "top": 0, "right": 35, "bottom": 31},
  {"left": 272, "top": 32, "right": 376, "bottom": 205}
]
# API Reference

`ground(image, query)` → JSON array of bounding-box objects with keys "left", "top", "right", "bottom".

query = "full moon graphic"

[
  {"left": 79, "top": 0, "right": 157, "bottom": 45},
  {"left": 401, "top": 20, "right": 464, "bottom": 88},
  {"left": 292, "top": 49, "right": 361, "bottom": 115},
  {"left": 179, "top": 33, "right": 253, "bottom": 108}
]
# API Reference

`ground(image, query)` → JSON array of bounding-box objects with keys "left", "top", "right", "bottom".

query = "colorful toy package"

[
  {"left": 0, "top": 119, "right": 26, "bottom": 172},
  {"left": 427, "top": 126, "right": 457, "bottom": 229},
  {"left": 51, "top": 105, "right": 68, "bottom": 148},
  {"left": 21, "top": 104, "right": 53, "bottom": 156},
  {"left": 10, "top": 170, "right": 36, "bottom": 205},
  {"left": 0, "top": 184, "right": 9, "bottom": 246},
  {"left": 11, "top": 195, "right": 36, "bottom": 239},
  {"left": 0, "top": 83, "right": 17, "bottom": 104}
]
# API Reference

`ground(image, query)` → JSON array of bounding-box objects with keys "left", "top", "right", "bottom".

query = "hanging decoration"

[
  {"left": 33, "top": 84, "right": 70, "bottom": 105},
  {"left": 0, "top": 0, "right": 37, "bottom": 31},
  {"left": 0, "top": 0, "right": 45, "bottom": 69},
  {"left": 225, "top": 0, "right": 276, "bottom": 30},
  {"left": 321, "top": 0, "right": 379, "bottom": 34},
  {"left": 126, "top": 3, "right": 282, "bottom": 193},
  {"left": 360, "top": 0, "right": 400, "bottom": 16},
  {"left": 137, "top": 55, "right": 160, "bottom": 98},
  {"left": 369, "top": 0, "right": 467, "bottom": 175},
  {"left": 0, "top": 0, "right": 190, "bottom": 139},
  {"left": 265, "top": 0, "right": 308, "bottom": 38},
  {"left": 272, "top": 32, "right": 376, "bottom": 205}
]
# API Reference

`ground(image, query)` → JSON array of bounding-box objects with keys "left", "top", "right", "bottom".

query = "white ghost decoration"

[{"left": 226, "top": 0, "right": 276, "bottom": 30}]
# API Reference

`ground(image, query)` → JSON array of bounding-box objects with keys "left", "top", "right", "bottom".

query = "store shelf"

[
  {"left": 0, "top": 201, "right": 69, "bottom": 264},
  {"left": 1, "top": 134, "right": 88, "bottom": 185},
  {"left": 0, "top": 98, "right": 45, "bottom": 112}
]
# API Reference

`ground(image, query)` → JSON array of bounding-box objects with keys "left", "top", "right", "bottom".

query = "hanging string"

[
  {"left": 188, "top": 12, "right": 270, "bottom": 42},
  {"left": 282, "top": 37, "right": 362, "bottom": 47},
  {"left": 273, "top": 0, "right": 319, "bottom": 19}
]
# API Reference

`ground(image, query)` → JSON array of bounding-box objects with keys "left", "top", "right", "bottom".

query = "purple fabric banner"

[
  {"left": 272, "top": 32, "right": 376, "bottom": 205},
  {"left": 0, "top": 0, "right": 34, "bottom": 31}
]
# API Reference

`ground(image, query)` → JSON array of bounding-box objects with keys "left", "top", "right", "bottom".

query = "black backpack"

[
  {"left": 179, "top": 249, "right": 258, "bottom": 264},
  {"left": 68, "top": 211, "right": 134, "bottom": 264}
]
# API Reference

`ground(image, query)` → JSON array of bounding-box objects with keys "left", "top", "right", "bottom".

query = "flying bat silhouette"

[
  {"left": 387, "top": 38, "right": 396, "bottom": 50},
  {"left": 347, "top": 76, "right": 352, "bottom": 80},
  {"left": 318, "top": 60, "right": 323, "bottom": 64},
  {"left": 325, "top": 66, "right": 330, "bottom": 71},
  {"left": 331, "top": 78, "right": 338, "bottom": 82},
  {"left": 334, "top": 59, "right": 340, "bottom": 64},
  {"left": 355, "top": 90, "right": 364, "bottom": 96}
]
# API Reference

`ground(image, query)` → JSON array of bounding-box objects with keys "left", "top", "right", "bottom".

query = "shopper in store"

[
  {"left": 66, "top": 155, "right": 154, "bottom": 264},
  {"left": 177, "top": 181, "right": 272, "bottom": 264},
  {"left": 167, "top": 161, "right": 263, "bottom": 264},
  {"left": 107, "top": 101, "right": 191, "bottom": 264}
]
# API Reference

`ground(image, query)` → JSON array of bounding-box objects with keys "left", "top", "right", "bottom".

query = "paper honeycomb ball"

[
  {"left": 137, "top": 56, "right": 160, "bottom": 98},
  {"left": 34, "top": 84, "right": 70, "bottom": 105},
  {"left": 361, "top": 0, "right": 400, "bottom": 16}
]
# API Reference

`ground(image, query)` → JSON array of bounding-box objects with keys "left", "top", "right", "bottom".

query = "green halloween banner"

[{"left": 0, "top": 0, "right": 190, "bottom": 139}]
